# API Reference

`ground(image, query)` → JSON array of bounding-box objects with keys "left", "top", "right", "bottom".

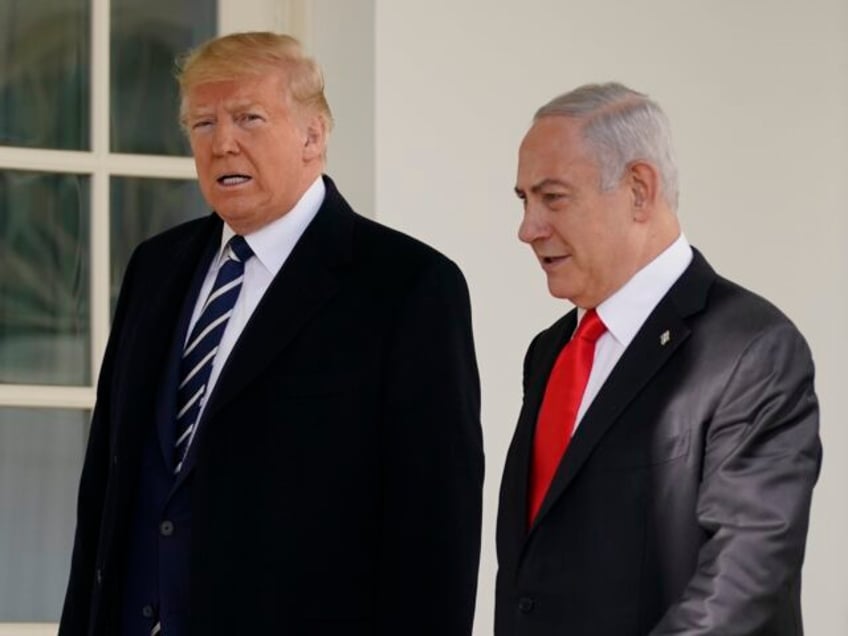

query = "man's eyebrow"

[
  {"left": 188, "top": 100, "right": 260, "bottom": 116},
  {"left": 515, "top": 179, "right": 572, "bottom": 195},
  {"left": 227, "top": 100, "right": 260, "bottom": 110},
  {"left": 530, "top": 178, "right": 571, "bottom": 193},
  {"left": 186, "top": 105, "right": 218, "bottom": 120}
]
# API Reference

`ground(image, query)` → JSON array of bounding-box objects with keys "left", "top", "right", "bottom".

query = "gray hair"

[{"left": 535, "top": 82, "right": 679, "bottom": 210}]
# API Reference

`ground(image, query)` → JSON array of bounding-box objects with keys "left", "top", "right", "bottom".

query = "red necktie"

[{"left": 528, "top": 308, "right": 606, "bottom": 525}]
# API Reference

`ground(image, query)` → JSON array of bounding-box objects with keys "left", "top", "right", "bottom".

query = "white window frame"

[{"left": 0, "top": 0, "right": 307, "bottom": 632}]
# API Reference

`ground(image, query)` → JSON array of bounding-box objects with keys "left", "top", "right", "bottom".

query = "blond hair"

[{"left": 176, "top": 31, "right": 333, "bottom": 134}]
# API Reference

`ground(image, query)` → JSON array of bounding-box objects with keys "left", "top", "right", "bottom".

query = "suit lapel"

[
  {"left": 174, "top": 178, "right": 355, "bottom": 480},
  {"left": 154, "top": 227, "right": 220, "bottom": 468},
  {"left": 525, "top": 250, "right": 716, "bottom": 537},
  {"left": 112, "top": 216, "right": 221, "bottom": 472},
  {"left": 500, "top": 312, "right": 576, "bottom": 553}
]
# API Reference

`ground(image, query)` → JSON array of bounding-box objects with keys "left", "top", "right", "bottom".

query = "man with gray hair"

[{"left": 496, "top": 82, "right": 820, "bottom": 635}]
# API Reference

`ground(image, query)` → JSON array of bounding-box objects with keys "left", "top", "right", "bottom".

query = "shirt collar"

[
  {"left": 583, "top": 233, "right": 693, "bottom": 347},
  {"left": 218, "top": 175, "right": 326, "bottom": 275}
]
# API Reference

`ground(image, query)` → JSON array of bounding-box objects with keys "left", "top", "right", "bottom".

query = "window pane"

[
  {"left": 111, "top": 176, "right": 208, "bottom": 311},
  {"left": 0, "top": 0, "right": 90, "bottom": 150},
  {"left": 0, "top": 407, "right": 89, "bottom": 621},
  {"left": 111, "top": 0, "right": 217, "bottom": 155},
  {"left": 0, "top": 171, "right": 91, "bottom": 386}
]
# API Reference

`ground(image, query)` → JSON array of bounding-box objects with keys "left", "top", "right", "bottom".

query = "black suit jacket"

[
  {"left": 496, "top": 250, "right": 820, "bottom": 636},
  {"left": 60, "top": 177, "right": 484, "bottom": 635}
]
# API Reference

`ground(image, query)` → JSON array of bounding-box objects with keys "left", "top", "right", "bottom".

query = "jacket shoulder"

[
  {"left": 349, "top": 212, "right": 465, "bottom": 284},
  {"left": 702, "top": 274, "right": 807, "bottom": 347},
  {"left": 130, "top": 215, "right": 217, "bottom": 259}
]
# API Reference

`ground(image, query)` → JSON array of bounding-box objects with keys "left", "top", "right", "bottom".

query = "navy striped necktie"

[{"left": 173, "top": 234, "right": 253, "bottom": 473}]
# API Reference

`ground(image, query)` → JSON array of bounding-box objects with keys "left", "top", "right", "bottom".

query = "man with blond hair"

[
  {"left": 60, "top": 32, "right": 483, "bottom": 636},
  {"left": 496, "top": 83, "right": 820, "bottom": 635}
]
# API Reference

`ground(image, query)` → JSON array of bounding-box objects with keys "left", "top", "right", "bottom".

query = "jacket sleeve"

[
  {"left": 58, "top": 250, "right": 139, "bottom": 635},
  {"left": 376, "top": 256, "right": 484, "bottom": 636},
  {"left": 651, "top": 322, "right": 821, "bottom": 635}
]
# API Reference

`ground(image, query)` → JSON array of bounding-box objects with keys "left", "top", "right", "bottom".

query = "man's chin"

[
  {"left": 214, "top": 206, "right": 263, "bottom": 234},
  {"left": 546, "top": 277, "right": 575, "bottom": 302}
]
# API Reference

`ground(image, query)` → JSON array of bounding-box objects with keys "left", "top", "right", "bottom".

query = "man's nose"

[
  {"left": 211, "top": 119, "right": 239, "bottom": 155},
  {"left": 518, "top": 205, "right": 550, "bottom": 244}
]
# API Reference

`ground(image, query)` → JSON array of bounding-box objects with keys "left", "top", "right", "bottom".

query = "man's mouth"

[{"left": 217, "top": 174, "right": 252, "bottom": 186}]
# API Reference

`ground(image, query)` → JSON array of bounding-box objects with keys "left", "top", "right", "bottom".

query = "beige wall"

[
  {"left": 310, "top": 0, "right": 376, "bottom": 216},
  {"left": 371, "top": 1, "right": 848, "bottom": 634}
]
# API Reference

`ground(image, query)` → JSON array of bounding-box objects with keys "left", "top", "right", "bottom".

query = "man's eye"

[
  {"left": 543, "top": 192, "right": 566, "bottom": 204},
  {"left": 192, "top": 120, "right": 213, "bottom": 131},
  {"left": 239, "top": 113, "right": 263, "bottom": 124}
]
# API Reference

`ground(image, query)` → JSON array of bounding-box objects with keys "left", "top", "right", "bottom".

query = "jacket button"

[
  {"left": 160, "top": 520, "right": 175, "bottom": 536},
  {"left": 518, "top": 597, "right": 535, "bottom": 613},
  {"left": 142, "top": 605, "right": 154, "bottom": 618},
  {"left": 95, "top": 568, "right": 103, "bottom": 585}
]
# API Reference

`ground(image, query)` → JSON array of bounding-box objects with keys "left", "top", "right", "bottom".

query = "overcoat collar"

[
  {"left": 107, "top": 212, "right": 219, "bottom": 498},
  {"left": 173, "top": 175, "right": 355, "bottom": 481},
  {"left": 111, "top": 176, "right": 355, "bottom": 487}
]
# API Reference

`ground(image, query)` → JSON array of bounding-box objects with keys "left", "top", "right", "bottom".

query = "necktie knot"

[
  {"left": 227, "top": 235, "right": 253, "bottom": 263},
  {"left": 575, "top": 308, "right": 606, "bottom": 343}
]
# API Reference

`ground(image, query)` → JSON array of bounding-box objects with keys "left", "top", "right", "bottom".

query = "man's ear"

[
  {"left": 302, "top": 116, "right": 326, "bottom": 162},
  {"left": 626, "top": 160, "right": 660, "bottom": 221}
]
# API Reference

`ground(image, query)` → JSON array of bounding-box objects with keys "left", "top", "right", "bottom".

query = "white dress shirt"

[
  {"left": 573, "top": 233, "right": 693, "bottom": 431},
  {"left": 185, "top": 175, "right": 325, "bottom": 423}
]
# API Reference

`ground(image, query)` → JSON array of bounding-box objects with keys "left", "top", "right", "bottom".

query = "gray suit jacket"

[{"left": 496, "top": 249, "right": 821, "bottom": 636}]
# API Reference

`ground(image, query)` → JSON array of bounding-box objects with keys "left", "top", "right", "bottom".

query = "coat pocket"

[{"left": 596, "top": 429, "right": 691, "bottom": 471}]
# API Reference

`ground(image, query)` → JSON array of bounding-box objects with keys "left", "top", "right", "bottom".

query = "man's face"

[
  {"left": 515, "top": 116, "right": 637, "bottom": 308},
  {"left": 185, "top": 72, "right": 322, "bottom": 235}
]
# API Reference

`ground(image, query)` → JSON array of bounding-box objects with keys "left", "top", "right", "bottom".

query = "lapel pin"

[{"left": 660, "top": 330, "right": 671, "bottom": 346}]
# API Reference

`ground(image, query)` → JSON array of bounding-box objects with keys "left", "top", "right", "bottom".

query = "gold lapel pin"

[{"left": 660, "top": 330, "right": 671, "bottom": 346}]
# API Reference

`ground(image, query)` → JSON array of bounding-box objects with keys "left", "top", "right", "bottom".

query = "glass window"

[
  {"left": 0, "top": 0, "right": 288, "bottom": 629},
  {"left": 0, "top": 408, "right": 90, "bottom": 621},
  {"left": 110, "top": 176, "right": 208, "bottom": 310},
  {"left": 0, "top": 170, "right": 91, "bottom": 386},
  {"left": 110, "top": 0, "right": 217, "bottom": 155},
  {"left": 0, "top": 0, "right": 90, "bottom": 150}
]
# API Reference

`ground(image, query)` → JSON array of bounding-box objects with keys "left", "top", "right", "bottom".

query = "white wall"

[
  {"left": 372, "top": 1, "right": 848, "bottom": 634},
  {"left": 309, "top": 0, "right": 376, "bottom": 215}
]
